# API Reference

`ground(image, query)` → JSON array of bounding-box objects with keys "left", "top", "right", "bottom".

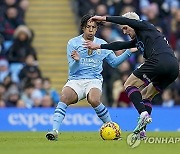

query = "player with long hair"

[{"left": 46, "top": 14, "right": 134, "bottom": 141}]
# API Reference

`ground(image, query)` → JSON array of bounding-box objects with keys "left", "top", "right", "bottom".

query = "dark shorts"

[{"left": 133, "top": 53, "right": 179, "bottom": 92}]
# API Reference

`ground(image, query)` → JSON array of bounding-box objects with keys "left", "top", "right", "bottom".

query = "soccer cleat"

[
  {"left": 139, "top": 129, "right": 146, "bottom": 140},
  {"left": 133, "top": 111, "right": 152, "bottom": 134},
  {"left": 46, "top": 130, "right": 58, "bottom": 141}
]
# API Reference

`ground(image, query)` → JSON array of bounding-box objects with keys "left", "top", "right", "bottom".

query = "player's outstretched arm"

[
  {"left": 105, "top": 49, "right": 132, "bottom": 68},
  {"left": 90, "top": 15, "right": 147, "bottom": 30},
  {"left": 89, "top": 16, "right": 106, "bottom": 22},
  {"left": 68, "top": 51, "right": 80, "bottom": 72},
  {"left": 101, "top": 40, "right": 136, "bottom": 51},
  {"left": 83, "top": 40, "right": 101, "bottom": 50},
  {"left": 106, "top": 16, "right": 147, "bottom": 30},
  {"left": 67, "top": 40, "right": 80, "bottom": 73},
  {"left": 84, "top": 40, "right": 136, "bottom": 51}
]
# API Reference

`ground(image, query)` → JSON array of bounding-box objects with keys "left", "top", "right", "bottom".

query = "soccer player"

[
  {"left": 84, "top": 12, "right": 179, "bottom": 138},
  {"left": 46, "top": 14, "right": 134, "bottom": 141}
]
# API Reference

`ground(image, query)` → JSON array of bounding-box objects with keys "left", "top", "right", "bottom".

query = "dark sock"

[
  {"left": 142, "top": 99, "right": 152, "bottom": 130},
  {"left": 143, "top": 99, "right": 152, "bottom": 115},
  {"left": 125, "top": 86, "right": 146, "bottom": 114}
]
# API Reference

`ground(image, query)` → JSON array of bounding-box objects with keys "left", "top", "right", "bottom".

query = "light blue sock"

[
  {"left": 94, "top": 103, "right": 112, "bottom": 123},
  {"left": 53, "top": 101, "right": 67, "bottom": 131}
]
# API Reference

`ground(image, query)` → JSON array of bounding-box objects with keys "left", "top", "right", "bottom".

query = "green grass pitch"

[{"left": 0, "top": 132, "right": 179, "bottom": 154}]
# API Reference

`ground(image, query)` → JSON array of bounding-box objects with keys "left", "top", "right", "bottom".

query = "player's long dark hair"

[
  {"left": 80, "top": 14, "right": 94, "bottom": 29},
  {"left": 80, "top": 14, "right": 101, "bottom": 29}
]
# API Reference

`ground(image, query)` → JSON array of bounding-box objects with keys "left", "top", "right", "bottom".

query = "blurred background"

[
  {"left": 0, "top": 0, "right": 180, "bottom": 131},
  {"left": 1, "top": 0, "right": 180, "bottom": 108}
]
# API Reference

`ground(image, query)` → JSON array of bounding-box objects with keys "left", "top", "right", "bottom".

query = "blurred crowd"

[
  {"left": 72, "top": 0, "right": 180, "bottom": 107},
  {"left": 0, "top": 0, "right": 60, "bottom": 108},
  {"left": 1, "top": 0, "right": 180, "bottom": 108}
]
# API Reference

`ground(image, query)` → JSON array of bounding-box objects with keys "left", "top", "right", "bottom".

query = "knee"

[
  {"left": 60, "top": 94, "right": 74, "bottom": 105},
  {"left": 124, "top": 79, "right": 131, "bottom": 89},
  {"left": 124, "top": 76, "right": 142, "bottom": 89},
  {"left": 60, "top": 95, "right": 69, "bottom": 104},
  {"left": 88, "top": 96, "right": 101, "bottom": 107}
]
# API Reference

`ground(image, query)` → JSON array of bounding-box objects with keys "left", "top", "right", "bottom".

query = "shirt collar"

[{"left": 80, "top": 34, "right": 97, "bottom": 43}]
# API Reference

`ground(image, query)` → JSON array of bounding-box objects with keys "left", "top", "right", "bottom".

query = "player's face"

[
  {"left": 121, "top": 25, "right": 136, "bottom": 39},
  {"left": 83, "top": 21, "right": 97, "bottom": 40}
]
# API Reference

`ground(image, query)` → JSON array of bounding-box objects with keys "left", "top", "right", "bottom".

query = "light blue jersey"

[{"left": 67, "top": 34, "right": 131, "bottom": 80}]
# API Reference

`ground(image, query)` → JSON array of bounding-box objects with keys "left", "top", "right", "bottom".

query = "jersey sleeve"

[
  {"left": 101, "top": 40, "right": 136, "bottom": 51},
  {"left": 67, "top": 39, "right": 79, "bottom": 73},
  {"left": 105, "top": 49, "right": 132, "bottom": 68},
  {"left": 106, "top": 16, "right": 148, "bottom": 30}
]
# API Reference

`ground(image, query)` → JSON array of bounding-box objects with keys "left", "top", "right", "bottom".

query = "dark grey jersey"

[{"left": 101, "top": 16, "right": 174, "bottom": 59}]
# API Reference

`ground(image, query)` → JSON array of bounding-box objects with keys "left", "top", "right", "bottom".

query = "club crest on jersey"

[
  {"left": 96, "top": 49, "right": 101, "bottom": 55},
  {"left": 136, "top": 41, "right": 144, "bottom": 52},
  {"left": 88, "top": 49, "right": 93, "bottom": 55}
]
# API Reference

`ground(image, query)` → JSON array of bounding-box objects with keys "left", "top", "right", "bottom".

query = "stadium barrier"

[{"left": 0, "top": 107, "right": 180, "bottom": 131}]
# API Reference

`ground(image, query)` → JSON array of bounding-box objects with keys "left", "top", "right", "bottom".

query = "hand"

[
  {"left": 129, "top": 48, "right": 138, "bottom": 53},
  {"left": 89, "top": 15, "right": 106, "bottom": 22},
  {"left": 83, "top": 40, "right": 101, "bottom": 50},
  {"left": 71, "top": 51, "right": 80, "bottom": 61}
]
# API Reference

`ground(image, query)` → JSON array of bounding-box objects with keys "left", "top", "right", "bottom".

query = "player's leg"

[
  {"left": 124, "top": 73, "right": 148, "bottom": 114},
  {"left": 87, "top": 88, "right": 111, "bottom": 123},
  {"left": 52, "top": 86, "right": 78, "bottom": 131},
  {"left": 142, "top": 83, "right": 159, "bottom": 100},
  {"left": 140, "top": 53, "right": 179, "bottom": 115},
  {"left": 124, "top": 73, "right": 152, "bottom": 134},
  {"left": 46, "top": 83, "right": 79, "bottom": 141},
  {"left": 86, "top": 79, "right": 111, "bottom": 123},
  {"left": 124, "top": 57, "right": 161, "bottom": 116},
  {"left": 137, "top": 83, "right": 159, "bottom": 139},
  {"left": 140, "top": 59, "right": 179, "bottom": 115},
  {"left": 141, "top": 83, "right": 159, "bottom": 115},
  {"left": 125, "top": 75, "right": 151, "bottom": 116},
  {"left": 134, "top": 54, "right": 178, "bottom": 135}
]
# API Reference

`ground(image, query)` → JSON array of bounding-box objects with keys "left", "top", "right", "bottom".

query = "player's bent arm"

[
  {"left": 106, "top": 49, "right": 132, "bottom": 68},
  {"left": 101, "top": 40, "right": 136, "bottom": 51},
  {"left": 68, "top": 60, "right": 80, "bottom": 73},
  {"left": 106, "top": 16, "right": 147, "bottom": 30},
  {"left": 67, "top": 40, "right": 79, "bottom": 73}
]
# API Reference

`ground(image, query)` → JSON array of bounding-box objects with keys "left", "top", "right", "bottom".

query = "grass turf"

[{"left": 0, "top": 132, "right": 179, "bottom": 154}]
